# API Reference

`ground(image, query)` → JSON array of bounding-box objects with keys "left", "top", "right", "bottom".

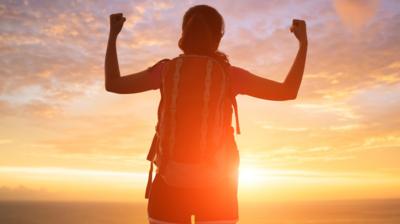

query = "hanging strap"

[
  {"left": 145, "top": 133, "right": 158, "bottom": 199},
  {"left": 146, "top": 133, "right": 158, "bottom": 162},
  {"left": 145, "top": 160, "right": 154, "bottom": 199},
  {"left": 232, "top": 97, "right": 241, "bottom": 135}
]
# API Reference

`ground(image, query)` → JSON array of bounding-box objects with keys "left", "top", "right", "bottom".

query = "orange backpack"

[{"left": 145, "top": 55, "right": 240, "bottom": 198}]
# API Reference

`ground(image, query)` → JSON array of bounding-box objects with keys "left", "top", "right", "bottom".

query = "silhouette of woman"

[{"left": 105, "top": 5, "right": 307, "bottom": 224}]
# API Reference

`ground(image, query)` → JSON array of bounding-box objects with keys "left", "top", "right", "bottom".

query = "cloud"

[
  {"left": 262, "top": 125, "right": 309, "bottom": 132},
  {"left": 0, "top": 166, "right": 148, "bottom": 201},
  {"left": 0, "top": 98, "right": 62, "bottom": 119},
  {"left": 348, "top": 83, "right": 400, "bottom": 130},
  {"left": 334, "top": 0, "right": 380, "bottom": 30},
  {"left": 0, "top": 139, "right": 12, "bottom": 144},
  {"left": 0, "top": 185, "right": 55, "bottom": 201},
  {"left": 0, "top": 100, "right": 12, "bottom": 115}
]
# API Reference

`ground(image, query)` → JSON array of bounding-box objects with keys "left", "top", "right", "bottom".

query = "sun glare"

[{"left": 239, "top": 165, "right": 267, "bottom": 187}]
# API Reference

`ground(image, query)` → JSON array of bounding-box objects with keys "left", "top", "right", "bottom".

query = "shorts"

[{"left": 147, "top": 174, "right": 239, "bottom": 224}]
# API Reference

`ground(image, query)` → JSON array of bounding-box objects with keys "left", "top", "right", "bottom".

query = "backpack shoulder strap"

[
  {"left": 218, "top": 61, "right": 241, "bottom": 135},
  {"left": 145, "top": 58, "right": 171, "bottom": 199},
  {"left": 232, "top": 96, "right": 241, "bottom": 134}
]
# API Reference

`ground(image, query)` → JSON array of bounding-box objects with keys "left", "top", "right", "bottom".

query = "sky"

[{"left": 0, "top": 0, "right": 399, "bottom": 202}]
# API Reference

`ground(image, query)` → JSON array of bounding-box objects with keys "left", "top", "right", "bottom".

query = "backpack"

[{"left": 145, "top": 55, "right": 240, "bottom": 198}]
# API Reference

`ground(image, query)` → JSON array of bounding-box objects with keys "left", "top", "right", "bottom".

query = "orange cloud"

[{"left": 334, "top": 0, "right": 380, "bottom": 30}]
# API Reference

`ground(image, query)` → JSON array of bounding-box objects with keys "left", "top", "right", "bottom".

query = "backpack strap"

[
  {"left": 145, "top": 159, "right": 154, "bottom": 199},
  {"left": 167, "top": 58, "right": 183, "bottom": 158},
  {"left": 145, "top": 58, "right": 170, "bottom": 199},
  {"left": 220, "top": 62, "right": 241, "bottom": 135},
  {"left": 145, "top": 132, "right": 158, "bottom": 199},
  {"left": 232, "top": 96, "right": 241, "bottom": 134},
  {"left": 200, "top": 59, "right": 214, "bottom": 155}
]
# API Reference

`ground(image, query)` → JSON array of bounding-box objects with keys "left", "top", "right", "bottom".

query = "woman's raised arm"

[
  {"left": 105, "top": 13, "right": 156, "bottom": 94},
  {"left": 282, "top": 19, "right": 308, "bottom": 99},
  {"left": 233, "top": 19, "right": 307, "bottom": 101}
]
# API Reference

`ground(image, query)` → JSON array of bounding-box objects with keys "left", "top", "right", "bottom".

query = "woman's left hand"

[{"left": 290, "top": 19, "right": 307, "bottom": 46}]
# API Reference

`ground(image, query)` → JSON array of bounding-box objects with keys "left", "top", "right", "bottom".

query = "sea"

[{"left": 0, "top": 199, "right": 399, "bottom": 224}]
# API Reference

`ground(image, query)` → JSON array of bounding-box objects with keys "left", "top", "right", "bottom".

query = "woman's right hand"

[
  {"left": 109, "top": 13, "right": 126, "bottom": 38},
  {"left": 290, "top": 19, "right": 307, "bottom": 46}
]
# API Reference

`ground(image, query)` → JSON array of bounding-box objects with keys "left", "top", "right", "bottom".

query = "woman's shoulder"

[
  {"left": 228, "top": 64, "right": 252, "bottom": 75},
  {"left": 149, "top": 58, "right": 170, "bottom": 71},
  {"left": 147, "top": 58, "right": 170, "bottom": 76},
  {"left": 145, "top": 59, "right": 170, "bottom": 89},
  {"left": 228, "top": 65, "right": 254, "bottom": 83},
  {"left": 227, "top": 64, "right": 261, "bottom": 95}
]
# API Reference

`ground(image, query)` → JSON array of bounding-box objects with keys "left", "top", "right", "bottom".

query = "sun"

[{"left": 238, "top": 165, "right": 266, "bottom": 187}]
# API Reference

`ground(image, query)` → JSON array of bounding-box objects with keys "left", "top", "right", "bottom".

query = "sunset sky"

[{"left": 0, "top": 0, "right": 399, "bottom": 202}]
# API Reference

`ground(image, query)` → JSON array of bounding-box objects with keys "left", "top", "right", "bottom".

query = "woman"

[{"left": 105, "top": 5, "right": 307, "bottom": 224}]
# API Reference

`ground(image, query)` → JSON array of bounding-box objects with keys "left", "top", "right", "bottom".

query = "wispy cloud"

[{"left": 334, "top": 0, "right": 380, "bottom": 30}]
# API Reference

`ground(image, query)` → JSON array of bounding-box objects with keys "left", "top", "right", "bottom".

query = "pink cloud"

[{"left": 334, "top": 0, "right": 380, "bottom": 30}]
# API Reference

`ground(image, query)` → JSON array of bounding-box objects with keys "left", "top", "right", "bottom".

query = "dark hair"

[{"left": 179, "top": 5, "right": 229, "bottom": 65}]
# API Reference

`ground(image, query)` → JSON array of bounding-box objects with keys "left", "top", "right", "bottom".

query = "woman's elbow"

[
  {"left": 287, "top": 94, "right": 297, "bottom": 100},
  {"left": 105, "top": 86, "right": 113, "bottom": 93},
  {"left": 105, "top": 82, "right": 113, "bottom": 92},
  {"left": 282, "top": 85, "right": 299, "bottom": 100},
  {"left": 288, "top": 91, "right": 298, "bottom": 100},
  {"left": 105, "top": 82, "right": 120, "bottom": 93},
  {"left": 281, "top": 90, "right": 298, "bottom": 100}
]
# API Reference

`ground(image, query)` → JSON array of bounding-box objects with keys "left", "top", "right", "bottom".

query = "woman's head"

[{"left": 179, "top": 5, "right": 225, "bottom": 57}]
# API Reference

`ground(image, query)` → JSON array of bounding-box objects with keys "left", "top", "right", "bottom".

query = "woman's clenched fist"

[
  {"left": 290, "top": 19, "right": 307, "bottom": 46},
  {"left": 109, "top": 13, "right": 126, "bottom": 38}
]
